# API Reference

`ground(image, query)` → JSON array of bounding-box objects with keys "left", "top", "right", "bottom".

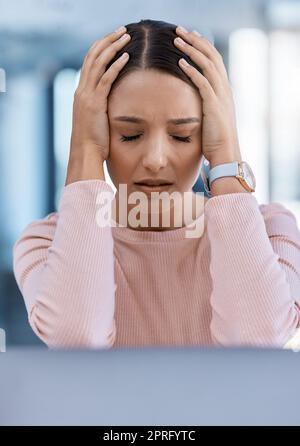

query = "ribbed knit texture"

[{"left": 12, "top": 179, "right": 300, "bottom": 349}]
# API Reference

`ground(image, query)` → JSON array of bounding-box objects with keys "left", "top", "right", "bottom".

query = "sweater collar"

[{"left": 111, "top": 207, "right": 207, "bottom": 243}]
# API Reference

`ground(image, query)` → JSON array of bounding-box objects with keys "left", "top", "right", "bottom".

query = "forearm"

[{"left": 65, "top": 144, "right": 106, "bottom": 186}]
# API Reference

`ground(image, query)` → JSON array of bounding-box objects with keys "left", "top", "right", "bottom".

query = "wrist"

[
  {"left": 210, "top": 176, "right": 250, "bottom": 197},
  {"left": 206, "top": 153, "right": 253, "bottom": 197},
  {"left": 70, "top": 142, "right": 105, "bottom": 161},
  {"left": 208, "top": 151, "right": 242, "bottom": 169},
  {"left": 65, "top": 145, "right": 105, "bottom": 185}
]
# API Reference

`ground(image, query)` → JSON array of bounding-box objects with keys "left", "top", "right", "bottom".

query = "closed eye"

[{"left": 120, "top": 134, "right": 192, "bottom": 143}]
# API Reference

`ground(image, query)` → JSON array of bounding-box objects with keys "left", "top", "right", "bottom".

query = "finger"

[
  {"left": 88, "top": 33, "right": 131, "bottom": 89},
  {"left": 178, "top": 58, "right": 217, "bottom": 106},
  {"left": 78, "top": 26, "right": 128, "bottom": 90},
  {"left": 95, "top": 52, "right": 130, "bottom": 102},
  {"left": 175, "top": 38, "right": 224, "bottom": 95},
  {"left": 176, "top": 27, "right": 229, "bottom": 81}
]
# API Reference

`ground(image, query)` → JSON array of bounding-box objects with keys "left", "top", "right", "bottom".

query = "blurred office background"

[{"left": 1, "top": 0, "right": 300, "bottom": 347}]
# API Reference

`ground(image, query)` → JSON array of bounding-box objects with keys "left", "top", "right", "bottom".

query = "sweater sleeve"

[
  {"left": 12, "top": 179, "right": 117, "bottom": 350},
  {"left": 205, "top": 192, "right": 300, "bottom": 347}
]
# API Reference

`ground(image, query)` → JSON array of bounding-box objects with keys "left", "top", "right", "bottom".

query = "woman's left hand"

[{"left": 174, "top": 26, "right": 242, "bottom": 167}]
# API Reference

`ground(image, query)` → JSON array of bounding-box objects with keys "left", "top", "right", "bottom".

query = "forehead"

[{"left": 108, "top": 69, "right": 202, "bottom": 120}]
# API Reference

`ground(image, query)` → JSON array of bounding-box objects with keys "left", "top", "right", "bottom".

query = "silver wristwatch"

[{"left": 200, "top": 158, "right": 256, "bottom": 197}]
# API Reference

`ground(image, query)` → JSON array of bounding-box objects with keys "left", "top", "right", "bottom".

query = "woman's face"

[
  {"left": 107, "top": 69, "right": 203, "bottom": 196},
  {"left": 106, "top": 69, "right": 205, "bottom": 230}
]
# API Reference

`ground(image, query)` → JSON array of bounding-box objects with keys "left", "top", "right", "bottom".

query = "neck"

[{"left": 111, "top": 190, "right": 207, "bottom": 232}]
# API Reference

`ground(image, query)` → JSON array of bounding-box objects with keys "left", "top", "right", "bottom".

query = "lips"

[
  {"left": 134, "top": 183, "right": 173, "bottom": 192},
  {"left": 135, "top": 182, "right": 172, "bottom": 186},
  {"left": 134, "top": 178, "right": 174, "bottom": 185}
]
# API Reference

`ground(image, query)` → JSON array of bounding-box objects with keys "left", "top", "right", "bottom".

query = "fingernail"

[
  {"left": 120, "top": 33, "right": 130, "bottom": 40},
  {"left": 179, "top": 58, "right": 189, "bottom": 67},
  {"left": 115, "top": 25, "right": 126, "bottom": 33},
  {"left": 192, "top": 30, "right": 202, "bottom": 36},
  {"left": 177, "top": 25, "right": 188, "bottom": 33},
  {"left": 175, "top": 37, "right": 186, "bottom": 46}
]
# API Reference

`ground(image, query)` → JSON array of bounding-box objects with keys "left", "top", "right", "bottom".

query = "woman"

[{"left": 13, "top": 19, "right": 300, "bottom": 350}]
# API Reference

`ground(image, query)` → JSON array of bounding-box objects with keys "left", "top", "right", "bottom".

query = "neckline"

[{"left": 111, "top": 197, "right": 208, "bottom": 243}]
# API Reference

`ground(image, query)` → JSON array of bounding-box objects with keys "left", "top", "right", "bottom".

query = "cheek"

[
  {"left": 107, "top": 146, "right": 136, "bottom": 182},
  {"left": 181, "top": 147, "right": 202, "bottom": 172},
  {"left": 177, "top": 149, "right": 202, "bottom": 186}
]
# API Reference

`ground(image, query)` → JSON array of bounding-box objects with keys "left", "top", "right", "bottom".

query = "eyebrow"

[{"left": 112, "top": 116, "right": 200, "bottom": 125}]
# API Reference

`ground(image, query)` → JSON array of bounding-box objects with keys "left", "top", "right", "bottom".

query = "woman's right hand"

[{"left": 65, "top": 26, "right": 131, "bottom": 185}]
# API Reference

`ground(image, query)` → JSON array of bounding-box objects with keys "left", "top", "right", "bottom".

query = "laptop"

[{"left": 0, "top": 346, "right": 299, "bottom": 426}]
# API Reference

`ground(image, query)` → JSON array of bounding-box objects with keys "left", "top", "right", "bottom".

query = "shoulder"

[
  {"left": 258, "top": 201, "right": 297, "bottom": 222},
  {"left": 259, "top": 201, "right": 296, "bottom": 218},
  {"left": 258, "top": 201, "right": 300, "bottom": 239},
  {"left": 13, "top": 211, "right": 59, "bottom": 252},
  {"left": 23, "top": 211, "right": 59, "bottom": 231}
]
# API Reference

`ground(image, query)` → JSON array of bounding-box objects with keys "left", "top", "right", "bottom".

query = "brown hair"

[{"left": 107, "top": 19, "right": 204, "bottom": 93}]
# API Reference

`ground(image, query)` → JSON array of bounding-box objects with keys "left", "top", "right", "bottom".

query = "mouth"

[{"left": 134, "top": 182, "right": 174, "bottom": 192}]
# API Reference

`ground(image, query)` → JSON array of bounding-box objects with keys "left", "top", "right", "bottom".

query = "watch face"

[{"left": 241, "top": 162, "right": 256, "bottom": 190}]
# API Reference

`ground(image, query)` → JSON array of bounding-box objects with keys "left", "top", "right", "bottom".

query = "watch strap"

[{"left": 208, "top": 162, "right": 240, "bottom": 188}]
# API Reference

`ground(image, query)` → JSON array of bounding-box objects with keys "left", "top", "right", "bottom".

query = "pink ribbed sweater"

[{"left": 12, "top": 179, "right": 300, "bottom": 349}]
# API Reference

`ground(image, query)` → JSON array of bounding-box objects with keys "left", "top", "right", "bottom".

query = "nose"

[{"left": 141, "top": 140, "right": 169, "bottom": 172}]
